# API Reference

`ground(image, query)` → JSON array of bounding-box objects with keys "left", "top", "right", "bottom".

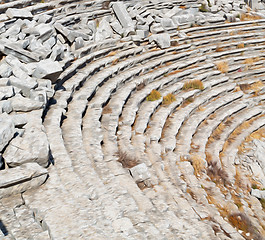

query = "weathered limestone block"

[
  {"left": 0, "top": 162, "right": 48, "bottom": 199},
  {"left": 0, "top": 86, "right": 14, "bottom": 100},
  {"left": 0, "top": 100, "right": 12, "bottom": 114},
  {"left": 149, "top": 33, "right": 170, "bottom": 49},
  {"left": 0, "top": 113, "right": 15, "bottom": 152},
  {"left": 32, "top": 59, "right": 62, "bottom": 83},
  {"left": 129, "top": 163, "right": 151, "bottom": 183},
  {"left": 3, "top": 125, "right": 50, "bottom": 167},
  {"left": 9, "top": 76, "right": 37, "bottom": 97},
  {"left": 95, "top": 18, "right": 113, "bottom": 42},
  {"left": 10, "top": 94, "right": 43, "bottom": 112},
  {"left": 251, "top": 189, "right": 265, "bottom": 199},
  {"left": 6, "top": 8, "right": 33, "bottom": 19},
  {"left": 112, "top": 2, "right": 134, "bottom": 29}
]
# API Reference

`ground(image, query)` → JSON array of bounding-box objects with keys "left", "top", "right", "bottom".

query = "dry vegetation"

[
  {"left": 240, "top": 13, "right": 262, "bottom": 21},
  {"left": 216, "top": 46, "right": 224, "bottom": 52},
  {"left": 182, "top": 80, "right": 204, "bottom": 90},
  {"left": 117, "top": 150, "right": 139, "bottom": 168},
  {"left": 190, "top": 155, "right": 205, "bottom": 177},
  {"left": 237, "top": 43, "right": 245, "bottom": 49},
  {"left": 146, "top": 89, "right": 161, "bottom": 101},
  {"left": 163, "top": 93, "right": 176, "bottom": 105},
  {"left": 207, "top": 160, "right": 229, "bottom": 185},
  {"left": 216, "top": 61, "right": 228, "bottom": 73}
]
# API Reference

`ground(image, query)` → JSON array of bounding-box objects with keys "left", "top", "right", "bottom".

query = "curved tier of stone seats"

[{"left": 2, "top": 0, "right": 265, "bottom": 239}]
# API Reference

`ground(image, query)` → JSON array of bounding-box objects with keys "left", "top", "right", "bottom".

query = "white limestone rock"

[
  {"left": 149, "top": 33, "right": 171, "bottom": 49},
  {"left": 251, "top": 189, "right": 265, "bottom": 199},
  {"left": 0, "top": 113, "right": 15, "bottom": 152},
  {"left": 0, "top": 62, "right": 12, "bottom": 78},
  {"left": 32, "top": 59, "right": 63, "bottom": 83},
  {"left": 10, "top": 94, "right": 43, "bottom": 112},
  {"left": 129, "top": 163, "right": 151, "bottom": 183},
  {"left": 112, "top": 217, "right": 136, "bottom": 235},
  {"left": 95, "top": 18, "right": 113, "bottom": 42},
  {"left": 6, "top": 8, "right": 33, "bottom": 19},
  {"left": 112, "top": 2, "right": 134, "bottom": 29},
  {"left": 0, "top": 100, "right": 12, "bottom": 114},
  {"left": 0, "top": 162, "right": 48, "bottom": 199},
  {"left": 0, "top": 86, "right": 15, "bottom": 100},
  {"left": 9, "top": 76, "right": 37, "bottom": 97},
  {"left": 3, "top": 125, "right": 50, "bottom": 167}
]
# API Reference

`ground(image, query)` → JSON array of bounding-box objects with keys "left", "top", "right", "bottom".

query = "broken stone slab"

[
  {"left": 251, "top": 188, "right": 265, "bottom": 199},
  {"left": 37, "top": 14, "right": 52, "bottom": 24},
  {"left": 33, "top": 23, "right": 54, "bottom": 42},
  {"left": 136, "top": 29, "right": 149, "bottom": 39},
  {"left": 3, "top": 125, "right": 50, "bottom": 168},
  {"left": 1, "top": 40, "right": 41, "bottom": 63},
  {"left": 149, "top": 33, "right": 171, "bottom": 49},
  {"left": 95, "top": 18, "right": 113, "bottom": 42},
  {"left": 112, "top": 2, "right": 135, "bottom": 29},
  {"left": 161, "top": 18, "right": 175, "bottom": 29},
  {"left": 32, "top": 59, "right": 63, "bottom": 83},
  {"left": 0, "top": 100, "right": 12, "bottom": 114},
  {"left": 10, "top": 94, "right": 43, "bottom": 112},
  {"left": 0, "top": 62, "right": 12, "bottom": 78},
  {"left": 129, "top": 163, "right": 151, "bottom": 183},
  {"left": 0, "top": 86, "right": 15, "bottom": 100},
  {"left": 74, "top": 37, "right": 84, "bottom": 50},
  {"left": 0, "top": 162, "right": 48, "bottom": 199},
  {"left": 0, "top": 113, "right": 15, "bottom": 152},
  {"left": 9, "top": 76, "right": 37, "bottom": 97},
  {"left": 110, "top": 19, "right": 124, "bottom": 35},
  {"left": 0, "top": 78, "right": 10, "bottom": 86},
  {"left": 6, "top": 8, "right": 33, "bottom": 20}
]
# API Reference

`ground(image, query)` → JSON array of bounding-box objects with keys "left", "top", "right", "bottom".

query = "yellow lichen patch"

[
  {"left": 162, "top": 93, "right": 176, "bottom": 105},
  {"left": 216, "top": 61, "right": 228, "bottom": 73},
  {"left": 182, "top": 80, "right": 204, "bottom": 90}
]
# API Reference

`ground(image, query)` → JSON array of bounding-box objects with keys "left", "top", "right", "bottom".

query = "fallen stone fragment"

[
  {"left": 112, "top": 2, "right": 134, "bottom": 29},
  {"left": 149, "top": 33, "right": 171, "bottom": 49},
  {"left": 95, "top": 18, "right": 113, "bottom": 41},
  {"left": 32, "top": 59, "right": 63, "bottom": 83},
  {"left": 129, "top": 163, "right": 151, "bottom": 182},
  {"left": 9, "top": 76, "right": 37, "bottom": 97},
  {"left": 0, "top": 100, "right": 12, "bottom": 114},
  {"left": 1, "top": 41, "right": 41, "bottom": 63},
  {"left": 74, "top": 37, "right": 84, "bottom": 50},
  {"left": 0, "top": 62, "right": 12, "bottom": 78},
  {"left": 251, "top": 188, "right": 265, "bottom": 199},
  {"left": 0, "top": 86, "right": 15, "bottom": 100},
  {"left": 6, "top": 8, "right": 33, "bottom": 19},
  {"left": 4, "top": 125, "right": 50, "bottom": 167},
  {"left": 0, "top": 113, "right": 15, "bottom": 151},
  {"left": 10, "top": 94, "right": 43, "bottom": 112},
  {"left": 0, "top": 162, "right": 48, "bottom": 199}
]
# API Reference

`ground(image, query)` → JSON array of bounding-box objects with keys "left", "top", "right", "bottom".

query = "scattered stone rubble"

[{"left": 0, "top": 0, "right": 265, "bottom": 239}]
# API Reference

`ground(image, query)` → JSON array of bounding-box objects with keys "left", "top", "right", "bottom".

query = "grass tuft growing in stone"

[
  {"left": 146, "top": 89, "right": 161, "bottom": 101},
  {"left": 163, "top": 93, "right": 176, "bottom": 105},
  {"left": 216, "top": 61, "right": 228, "bottom": 73},
  {"left": 182, "top": 80, "right": 204, "bottom": 90}
]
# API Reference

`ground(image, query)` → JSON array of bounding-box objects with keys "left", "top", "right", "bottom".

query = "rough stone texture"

[
  {"left": 10, "top": 94, "right": 43, "bottom": 112},
  {"left": 0, "top": 162, "right": 48, "bottom": 199},
  {"left": 3, "top": 125, "right": 50, "bottom": 167},
  {"left": 0, "top": 113, "right": 15, "bottom": 152},
  {"left": 6, "top": 8, "right": 33, "bottom": 19},
  {"left": 251, "top": 188, "right": 265, "bottom": 199},
  {"left": 112, "top": 2, "right": 134, "bottom": 29},
  {"left": 149, "top": 33, "right": 171, "bottom": 49},
  {"left": 129, "top": 163, "right": 151, "bottom": 182},
  {"left": 32, "top": 59, "right": 62, "bottom": 83}
]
